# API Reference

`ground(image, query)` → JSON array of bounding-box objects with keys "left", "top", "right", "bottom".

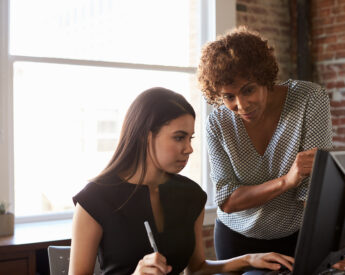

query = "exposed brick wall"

[
  {"left": 202, "top": 225, "right": 216, "bottom": 259},
  {"left": 236, "top": 0, "right": 296, "bottom": 81},
  {"left": 311, "top": 0, "right": 345, "bottom": 147}
]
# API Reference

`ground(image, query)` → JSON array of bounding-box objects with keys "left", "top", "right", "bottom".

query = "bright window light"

[
  {"left": 10, "top": 0, "right": 202, "bottom": 217},
  {"left": 10, "top": 0, "right": 197, "bottom": 66}
]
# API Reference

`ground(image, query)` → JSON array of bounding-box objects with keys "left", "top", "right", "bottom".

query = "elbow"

[
  {"left": 220, "top": 202, "right": 236, "bottom": 213},
  {"left": 219, "top": 194, "right": 240, "bottom": 213}
]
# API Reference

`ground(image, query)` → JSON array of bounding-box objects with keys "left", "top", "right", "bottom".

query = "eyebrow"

[
  {"left": 221, "top": 81, "right": 255, "bottom": 95},
  {"left": 173, "top": 130, "right": 194, "bottom": 135},
  {"left": 239, "top": 81, "right": 255, "bottom": 92}
]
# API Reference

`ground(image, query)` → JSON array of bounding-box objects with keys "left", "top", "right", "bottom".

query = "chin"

[
  {"left": 171, "top": 167, "right": 185, "bottom": 174},
  {"left": 243, "top": 116, "right": 259, "bottom": 123}
]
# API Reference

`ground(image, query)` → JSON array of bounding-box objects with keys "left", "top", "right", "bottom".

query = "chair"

[{"left": 47, "top": 245, "right": 101, "bottom": 275}]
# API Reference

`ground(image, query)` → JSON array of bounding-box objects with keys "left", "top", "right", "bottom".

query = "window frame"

[{"left": 0, "top": 0, "right": 236, "bottom": 225}]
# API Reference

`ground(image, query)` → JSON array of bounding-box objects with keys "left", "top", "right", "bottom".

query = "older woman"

[{"left": 197, "top": 26, "right": 333, "bottom": 260}]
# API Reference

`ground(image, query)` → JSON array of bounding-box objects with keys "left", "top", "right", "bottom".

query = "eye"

[
  {"left": 222, "top": 94, "right": 235, "bottom": 101},
  {"left": 242, "top": 86, "right": 254, "bottom": 95},
  {"left": 174, "top": 136, "right": 185, "bottom": 141}
]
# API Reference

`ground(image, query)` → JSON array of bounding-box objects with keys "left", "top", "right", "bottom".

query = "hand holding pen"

[{"left": 131, "top": 221, "right": 172, "bottom": 275}]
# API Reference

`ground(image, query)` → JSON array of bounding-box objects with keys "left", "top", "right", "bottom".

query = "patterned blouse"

[{"left": 206, "top": 80, "right": 333, "bottom": 239}]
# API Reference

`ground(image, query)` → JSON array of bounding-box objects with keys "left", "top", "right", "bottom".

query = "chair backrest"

[{"left": 47, "top": 245, "right": 101, "bottom": 275}]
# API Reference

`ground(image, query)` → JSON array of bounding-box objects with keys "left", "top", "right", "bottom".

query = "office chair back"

[{"left": 47, "top": 245, "right": 101, "bottom": 275}]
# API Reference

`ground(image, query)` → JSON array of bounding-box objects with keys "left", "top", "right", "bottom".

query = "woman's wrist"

[
  {"left": 281, "top": 174, "right": 296, "bottom": 191},
  {"left": 225, "top": 254, "right": 251, "bottom": 271},
  {"left": 280, "top": 175, "right": 289, "bottom": 190},
  {"left": 242, "top": 254, "right": 252, "bottom": 267}
]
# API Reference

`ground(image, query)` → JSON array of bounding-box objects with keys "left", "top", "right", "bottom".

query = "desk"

[{"left": 0, "top": 219, "right": 72, "bottom": 275}]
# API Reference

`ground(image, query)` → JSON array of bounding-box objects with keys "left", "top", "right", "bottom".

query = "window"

[{"left": 0, "top": 0, "right": 236, "bottom": 222}]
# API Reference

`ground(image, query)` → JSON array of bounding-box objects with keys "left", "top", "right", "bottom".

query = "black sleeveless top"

[{"left": 73, "top": 174, "right": 207, "bottom": 275}]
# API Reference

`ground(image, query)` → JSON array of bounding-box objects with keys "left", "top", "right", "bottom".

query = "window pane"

[
  {"left": 10, "top": 0, "right": 199, "bottom": 67},
  {"left": 13, "top": 62, "right": 201, "bottom": 216}
]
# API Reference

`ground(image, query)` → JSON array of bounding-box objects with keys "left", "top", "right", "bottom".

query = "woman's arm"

[
  {"left": 295, "top": 86, "right": 333, "bottom": 202},
  {"left": 69, "top": 203, "right": 171, "bottom": 275},
  {"left": 207, "top": 113, "right": 316, "bottom": 214},
  {"left": 186, "top": 210, "right": 294, "bottom": 275},
  {"left": 221, "top": 148, "right": 316, "bottom": 213},
  {"left": 69, "top": 203, "right": 102, "bottom": 275}
]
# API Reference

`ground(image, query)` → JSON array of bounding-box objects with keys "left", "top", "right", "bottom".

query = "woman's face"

[
  {"left": 148, "top": 114, "right": 194, "bottom": 174},
  {"left": 220, "top": 77, "right": 268, "bottom": 124}
]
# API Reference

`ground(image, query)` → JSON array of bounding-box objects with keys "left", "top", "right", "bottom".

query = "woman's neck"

[
  {"left": 267, "top": 84, "right": 287, "bottom": 111},
  {"left": 143, "top": 169, "right": 168, "bottom": 189},
  {"left": 119, "top": 165, "right": 168, "bottom": 189}
]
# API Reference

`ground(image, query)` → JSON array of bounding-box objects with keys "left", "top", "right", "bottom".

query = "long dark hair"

[{"left": 92, "top": 87, "right": 195, "bottom": 186}]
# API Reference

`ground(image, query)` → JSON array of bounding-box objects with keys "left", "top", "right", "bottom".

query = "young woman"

[{"left": 69, "top": 87, "right": 294, "bottom": 275}]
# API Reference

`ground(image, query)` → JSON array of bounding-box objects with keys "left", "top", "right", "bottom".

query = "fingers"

[
  {"left": 280, "top": 254, "right": 294, "bottom": 264},
  {"left": 298, "top": 150, "right": 316, "bottom": 176},
  {"left": 333, "top": 259, "right": 345, "bottom": 271},
  {"left": 143, "top": 253, "right": 172, "bottom": 274},
  {"left": 260, "top": 261, "right": 281, "bottom": 271},
  {"left": 295, "top": 150, "right": 316, "bottom": 165},
  {"left": 287, "top": 149, "right": 317, "bottom": 187},
  {"left": 139, "top": 265, "right": 166, "bottom": 275},
  {"left": 248, "top": 253, "right": 294, "bottom": 271},
  {"left": 304, "top": 147, "right": 317, "bottom": 155},
  {"left": 136, "top": 252, "right": 172, "bottom": 275},
  {"left": 260, "top": 252, "right": 294, "bottom": 271}
]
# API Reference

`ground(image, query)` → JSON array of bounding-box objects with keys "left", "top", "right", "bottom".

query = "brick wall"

[
  {"left": 203, "top": 225, "right": 216, "bottom": 259},
  {"left": 236, "top": 0, "right": 295, "bottom": 81},
  {"left": 311, "top": 0, "right": 345, "bottom": 147}
]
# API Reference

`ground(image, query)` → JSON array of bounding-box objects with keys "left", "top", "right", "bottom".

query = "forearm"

[
  {"left": 221, "top": 175, "right": 290, "bottom": 213},
  {"left": 187, "top": 255, "right": 250, "bottom": 275}
]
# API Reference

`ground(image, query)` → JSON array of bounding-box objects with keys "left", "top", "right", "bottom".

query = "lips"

[
  {"left": 239, "top": 110, "right": 256, "bottom": 120},
  {"left": 177, "top": 159, "right": 188, "bottom": 166}
]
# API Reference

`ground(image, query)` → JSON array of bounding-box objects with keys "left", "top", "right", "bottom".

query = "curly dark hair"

[{"left": 197, "top": 26, "right": 279, "bottom": 105}]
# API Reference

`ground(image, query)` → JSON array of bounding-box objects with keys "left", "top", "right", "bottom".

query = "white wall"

[{"left": 0, "top": 0, "right": 13, "bottom": 212}]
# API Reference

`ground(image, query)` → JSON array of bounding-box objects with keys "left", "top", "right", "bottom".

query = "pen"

[{"left": 144, "top": 221, "right": 158, "bottom": 252}]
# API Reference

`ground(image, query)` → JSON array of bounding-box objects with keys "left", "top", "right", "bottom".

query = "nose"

[
  {"left": 184, "top": 140, "right": 193, "bottom": 155},
  {"left": 236, "top": 96, "right": 249, "bottom": 112}
]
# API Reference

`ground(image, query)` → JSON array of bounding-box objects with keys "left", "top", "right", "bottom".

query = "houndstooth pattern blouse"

[{"left": 206, "top": 79, "right": 333, "bottom": 239}]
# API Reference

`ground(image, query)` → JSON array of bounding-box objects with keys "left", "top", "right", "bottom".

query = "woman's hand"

[
  {"left": 247, "top": 252, "right": 294, "bottom": 271},
  {"left": 333, "top": 259, "right": 345, "bottom": 271},
  {"left": 132, "top": 252, "right": 172, "bottom": 275},
  {"left": 285, "top": 148, "right": 317, "bottom": 189}
]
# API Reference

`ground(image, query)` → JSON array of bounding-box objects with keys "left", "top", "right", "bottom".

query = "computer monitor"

[{"left": 293, "top": 149, "right": 345, "bottom": 274}]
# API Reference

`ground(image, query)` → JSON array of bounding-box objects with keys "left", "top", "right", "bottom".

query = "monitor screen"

[{"left": 293, "top": 149, "right": 345, "bottom": 274}]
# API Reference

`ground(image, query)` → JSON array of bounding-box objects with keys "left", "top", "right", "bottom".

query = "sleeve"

[
  {"left": 73, "top": 182, "right": 107, "bottom": 226},
  {"left": 206, "top": 114, "right": 240, "bottom": 207},
  {"left": 189, "top": 183, "right": 207, "bottom": 221},
  {"left": 160, "top": 176, "right": 207, "bottom": 224},
  {"left": 296, "top": 86, "right": 333, "bottom": 201}
]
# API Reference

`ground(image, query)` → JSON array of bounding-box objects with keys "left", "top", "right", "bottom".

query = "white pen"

[{"left": 144, "top": 221, "right": 158, "bottom": 252}]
